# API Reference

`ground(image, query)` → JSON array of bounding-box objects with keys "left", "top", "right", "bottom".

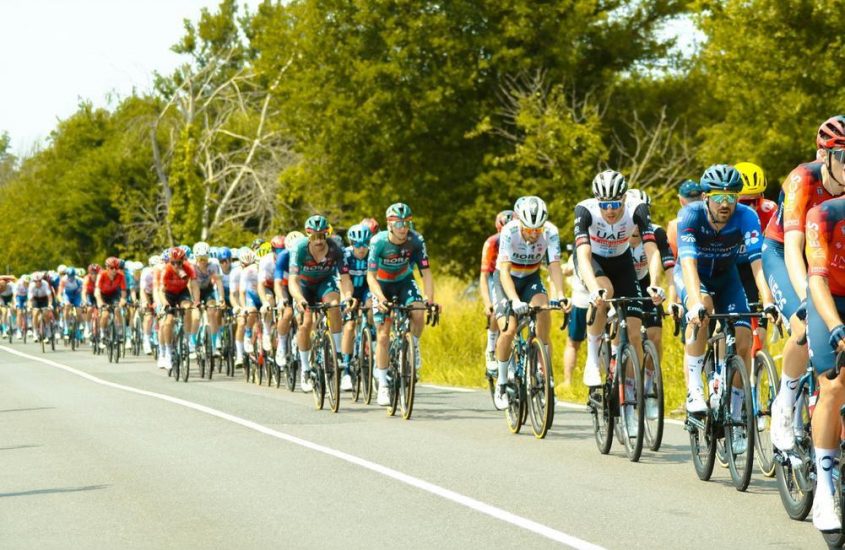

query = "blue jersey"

[
  {"left": 677, "top": 201, "right": 762, "bottom": 280},
  {"left": 273, "top": 249, "right": 290, "bottom": 282},
  {"left": 344, "top": 246, "right": 369, "bottom": 290}
]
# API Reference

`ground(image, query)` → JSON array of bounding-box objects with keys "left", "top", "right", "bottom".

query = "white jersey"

[
  {"left": 631, "top": 242, "right": 648, "bottom": 281},
  {"left": 573, "top": 194, "right": 653, "bottom": 259},
  {"left": 140, "top": 267, "right": 155, "bottom": 294},
  {"left": 258, "top": 254, "right": 275, "bottom": 288},
  {"left": 195, "top": 260, "right": 221, "bottom": 290},
  {"left": 496, "top": 220, "right": 561, "bottom": 278},
  {"left": 239, "top": 264, "right": 259, "bottom": 293},
  {"left": 229, "top": 265, "right": 242, "bottom": 293},
  {"left": 564, "top": 255, "right": 590, "bottom": 309},
  {"left": 220, "top": 262, "right": 232, "bottom": 289},
  {"left": 1, "top": 282, "right": 15, "bottom": 298},
  {"left": 15, "top": 282, "right": 28, "bottom": 297},
  {"left": 28, "top": 280, "right": 51, "bottom": 299}
]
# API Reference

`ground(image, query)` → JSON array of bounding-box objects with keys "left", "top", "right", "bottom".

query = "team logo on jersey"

[
  {"left": 681, "top": 234, "right": 696, "bottom": 243},
  {"left": 743, "top": 230, "right": 760, "bottom": 245}
]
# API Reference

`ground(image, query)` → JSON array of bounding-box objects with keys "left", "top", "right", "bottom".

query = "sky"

[
  {"left": 0, "top": 1, "right": 699, "bottom": 158},
  {"left": 0, "top": 0, "right": 244, "bottom": 157}
]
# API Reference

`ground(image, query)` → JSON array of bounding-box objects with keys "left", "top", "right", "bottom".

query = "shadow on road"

[
  {"left": 0, "top": 407, "right": 55, "bottom": 414},
  {"left": 0, "top": 484, "right": 108, "bottom": 498},
  {"left": 0, "top": 444, "right": 41, "bottom": 451}
]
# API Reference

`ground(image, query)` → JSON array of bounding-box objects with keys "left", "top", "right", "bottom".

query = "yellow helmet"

[
  {"left": 735, "top": 162, "right": 767, "bottom": 196},
  {"left": 256, "top": 242, "right": 273, "bottom": 258}
]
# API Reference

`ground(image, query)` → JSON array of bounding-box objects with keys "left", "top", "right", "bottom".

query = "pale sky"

[
  {"left": 0, "top": 1, "right": 698, "bottom": 158},
  {"left": 0, "top": 0, "right": 246, "bottom": 156}
]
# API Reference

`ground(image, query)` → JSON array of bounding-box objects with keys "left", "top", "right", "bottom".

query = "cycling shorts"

[
  {"left": 101, "top": 292, "right": 121, "bottom": 307},
  {"left": 568, "top": 306, "right": 587, "bottom": 342},
  {"left": 491, "top": 270, "right": 546, "bottom": 319},
  {"left": 63, "top": 291, "right": 82, "bottom": 308},
  {"left": 762, "top": 238, "right": 801, "bottom": 321},
  {"left": 298, "top": 278, "right": 340, "bottom": 307},
  {"left": 807, "top": 291, "right": 845, "bottom": 376},
  {"left": 674, "top": 265, "right": 751, "bottom": 330},
  {"left": 372, "top": 278, "right": 422, "bottom": 326},
  {"left": 32, "top": 296, "right": 50, "bottom": 309},
  {"left": 15, "top": 296, "right": 26, "bottom": 309},
  {"left": 199, "top": 285, "right": 217, "bottom": 304},
  {"left": 352, "top": 286, "right": 371, "bottom": 303},
  {"left": 0, "top": 294, "right": 11, "bottom": 307},
  {"left": 164, "top": 290, "right": 192, "bottom": 308},
  {"left": 574, "top": 249, "right": 642, "bottom": 319},
  {"left": 85, "top": 292, "right": 96, "bottom": 307},
  {"left": 638, "top": 278, "right": 662, "bottom": 329}
]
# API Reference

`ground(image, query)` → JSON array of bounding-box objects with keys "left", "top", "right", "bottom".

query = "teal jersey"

[
  {"left": 290, "top": 238, "right": 346, "bottom": 284},
  {"left": 367, "top": 230, "right": 430, "bottom": 283}
]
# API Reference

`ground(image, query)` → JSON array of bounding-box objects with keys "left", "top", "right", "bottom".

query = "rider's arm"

[
  {"left": 752, "top": 259, "right": 774, "bottom": 305},
  {"left": 547, "top": 261, "right": 565, "bottom": 301},
  {"left": 810, "top": 275, "right": 842, "bottom": 331},
  {"left": 479, "top": 238, "right": 494, "bottom": 311},
  {"left": 784, "top": 232, "right": 808, "bottom": 302},
  {"left": 420, "top": 267, "right": 435, "bottom": 304},
  {"left": 214, "top": 272, "right": 224, "bottom": 304},
  {"left": 575, "top": 244, "right": 599, "bottom": 294},
  {"left": 677, "top": 206, "right": 703, "bottom": 310},
  {"left": 498, "top": 262, "right": 520, "bottom": 302},
  {"left": 288, "top": 273, "right": 306, "bottom": 305},
  {"left": 339, "top": 273, "right": 354, "bottom": 302}
]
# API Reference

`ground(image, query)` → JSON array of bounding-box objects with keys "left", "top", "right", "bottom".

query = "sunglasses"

[
  {"left": 353, "top": 243, "right": 369, "bottom": 249},
  {"left": 831, "top": 149, "right": 845, "bottom": 163},
  {"left": 522, "top": 226, "right": 544, "bottom": 235},
  {"left": 598, "top": 200, "right": 623, "bottom": 210},
  {"left": 389, "top": 220, "right": 411, "bottom": 228},
  {"left": 708, "top": 192, "right": 738, "bottom": 204},
  {"left": 170, "top": 260, "right": 184, "bottom": 266}
]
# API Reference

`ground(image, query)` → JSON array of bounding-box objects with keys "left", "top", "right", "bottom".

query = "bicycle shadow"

[
  {"left": 0, "top": 407, "right": 55, "bottom": 414},
  {"left": 0, "top": 484, "right": 108, "bottom": 498}
]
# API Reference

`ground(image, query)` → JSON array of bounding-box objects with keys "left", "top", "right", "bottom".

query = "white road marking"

[
  {"left": 0, "top": 346, "right": 604, "bottom": 550},
  {"left": 418, "top": 383, "right": 475, "bottom": 393}
]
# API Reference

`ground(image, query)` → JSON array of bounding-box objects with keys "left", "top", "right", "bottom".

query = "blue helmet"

[
  {"left": 218, "top": 246, "right": 233, "bottom": 261},
  {"left": 161, "top": 249, "right": 171, "bottom": 262},
  {"left": 700, "top": 164, "right": 743, "bottom": 193},
  {"left": 179, "top": 244, "right": 192, "bottom": 258},
  {"left": 66, "top": 267, "right": 77, "bottom": 278},
  {"left": 346, "top": 224, "right": 372, "bottom": 246},
  {"left": 678, "top": 179, "right": 702, "bottom": 199}
]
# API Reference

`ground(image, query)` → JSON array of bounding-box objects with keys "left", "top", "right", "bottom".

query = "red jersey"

[
  {"left": 96, "top": 270, "right": 126, "bottom": 296},
  {"left": 84, "top": 274, "right": 96, "bottom": 295},
  {"left": 160, "top": 261, "right": 197, "bottom": 294},
  {"left": 666, "top": 218, "right": 679, "bottom": 260},
  {"left": 806, "top": 197, "right": 845, "bottom": 296},
  {"left": 765, "top": 162, "right": 833, "bottom": 243},
  {"left": 480, "top": 234, "right": 499, "bottom": 274}
]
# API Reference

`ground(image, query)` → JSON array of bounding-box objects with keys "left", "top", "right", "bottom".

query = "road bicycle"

[
  {"left": 344, "top": 305, "right": 375, "bottom": 404},
  {"left": 303, "top": 303, "right": 341, "bottom": 412},
  {"left": 164, "top": 306, "right": 192, "bottom": 383}
]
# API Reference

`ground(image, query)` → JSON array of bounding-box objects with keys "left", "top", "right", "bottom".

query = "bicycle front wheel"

[
  {"left": 725, "top": 355, "right": 755, "bottom": 491},
  {"left": 618, "top": 343, "right": 644, "bottom": 462},
  {"left": 311, "top": 352, "right": 326, "bottom": 411},
  {"left": 774, "top": 390, "right": 814, "bottom": 520},
  {"left": 361, "top": 328, "right": 374, "bottom": 405},
  {"left": 180, "top": 331, "right": 190, "bottom": 382},
  {"left": 689, "top": 351, "right": 716, "bottom": 481},
  {"left": 823, "top": 462, "right": 845, "bottom": 548},
  {"left": 642, "top": 339, "right": 664, "bottom": 451},
  {"left": 399, "top": 332, "right": 416, "bottom": 420},
  {"left": 753, "top": 349, "right": 778, "bottom": 477},
  {"left": 325, "top": 335, "right": 341, "bottom": 413},
  {"left": 526, "top": 337, "right": 553, "bottom": 439},
  {"left": 591, "top": 341, "right": 614, "bottom": 454},
  {"left": 505, "top": 375, "right": 525, "bottom": 434}
]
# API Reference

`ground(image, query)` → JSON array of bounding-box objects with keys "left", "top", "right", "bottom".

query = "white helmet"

[
  {"left": 57, "top": 264, "right": 67, "bottom": 275},
  {"left": 592, "top": 170, "right": 628, "bottom": 200},
  {"left": 239, "top": 248, "right": 256, "bottom": 265},
  {"left": 513, "top": 196, "right": 548, "bottom": 229},
  {"left": 193, "top": 241, "right": 210, "bottom": 257},
  {"left": 285, "top": 231, "right": 306, "bottom": 249},
  {"left": 626, "top": 188, "right": 651, "bottom": 206},
  {"left": 148, "top": 255, "right": 160, "bottom": 267}
]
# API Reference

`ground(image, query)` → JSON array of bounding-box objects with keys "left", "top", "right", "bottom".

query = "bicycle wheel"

[
  {"left": 132, "top": 315, "right": 142, "bottom": 356},
  {"left": 206, "top": 327, "right": 215, "bottom": 380},
  {"left": 324, "top": 335, "right": 341, "bottom": 413},
  {"left": 591, "top": 341, "right": 614, "bottom": 454},
  {"left": 618, "top": 343, "right": 644, "bottom": 462},
  {"left": 399, "top": 331, "right": 416, "bottom": 420},
  {"left": 50, "top": 321, "right": 56, "bottom": 351},
  {"left": 311, "top": 356, "right": 326, "bottom": 411},
  {"left": 40, "top": 321, "right": 46, "bottom": 354},
  {"left": 106, "top": 321, "right": 115, "bottom": 363},
  {"left": 642, "top": 340, "right": 664, "bottom": 451},
  {"left": 286, "top": 353, "right": 298, "bottom": 392},
  {"left": 527, "top": 337, "right": 553, "bottom": 439},
  {"left": 689, "top": 351, "right": 716, "bottom": 481},
  {"left": 387, "top": 364, "right": 399, "bottom": 417},
  {"left": 113, "top": 320, "right": 121, "bottom": 364},
  {"left": 774, "top": 390, "right": 814, "bottom": 520},
  {"left": 197, "top": 327, "right": 207, "bottom": 379},
  {"left": 172, "top": 329, "right": 182, "bottom": 382},
  {"left": 180, "top": 331, "right": 190, "bottom": 382},
  {"left": 725, "top": 355, "right": 755, "bottom": 491},
  {"left": 361, "top": 327, "right": 374, "bottom": 404},
  {"left": 243, "top": 351, "right": 251, "bottom": 383},
  {"left": 753, "top": 350, "right": 779, "bottom": 477}
]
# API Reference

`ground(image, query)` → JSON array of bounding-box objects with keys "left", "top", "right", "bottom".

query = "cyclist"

[
  {"left": 0, "top": 275, "right": 14, "bottom": 336},
  {"left": 805, "top": 196, "right": 845, "bottom": 531},
  {"left": 677, "top": 164, "right": 777, "bottom": 455},
  {"left": 768, "top": 116, "right": 845, "bottom": 453},
  {"left": 340, "top": 224, "right": 373, "bottom": 391},
  {"left": 231, "top": 247, "right": 253, "bottom": 367},
  {"left": 216, "top": 246, "right": 234, "bottom": 354},
  {"left": 57, "top": 267, "right": 83, "bottom": 340},
  {"left": 157, "top": 246, "right": 199, "bottom": 371},
  {"left": 82, "top": 264, "right": 101, "bottom": 342},
  {"left": 367, "top": 203, "right": 439, "bottom": 406},
  {"left": 273, "top": 232, "right": 303, "bottom": 367},
  {"left": 94, "top": 257, "right": 127, "bottom": 349},
  {"left": 257, "top": 238, "right": 283, "bottom": 356},
  {"left": 289, "top": 215, "right": 350, "bottom": 393},
  {"left": 139, "top": 256, "right": 158, "bottom": 355},
  {"left": 193, "top": 241, "right": 224, "bottom": 357},
  {"left": 28, "top": 272, "right": 54, "bottom": 342},
  {"left": 575, "top": 171, "right": 664, "bottom": 394},
  {"left": 480, "top": 210, "right": 514, "bottom": 379},
  {"left": 561, "top": 245, "right": 590, "bottom": 388},
  {"left": 14, "top": 274, "right": 29, "bottom": 339},
  {"left": 492, "top": 196, "right": 566, "bottom": 409}
]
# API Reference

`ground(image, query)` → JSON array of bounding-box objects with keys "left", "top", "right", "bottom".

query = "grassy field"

[{"left": 420, "top": 275, "right": 783, "bottom": 416}]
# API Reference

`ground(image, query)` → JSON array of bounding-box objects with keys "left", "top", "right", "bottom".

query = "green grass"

[{"left": 420, "top": 275, "right": 784, "bottom": 416}]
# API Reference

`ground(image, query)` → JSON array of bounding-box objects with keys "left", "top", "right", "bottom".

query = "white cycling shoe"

[
  {"left": 686, "top": 388, "right": 708, "bottom": 414},
  {"left": 770, "top": 395, "right": 796, "bottom": 451},
  {"left": 377, "top": 385, "right": 391, "bottom": 406},
  {"left": 583, "top": 363, "right": 602, "bottom": 387},
  {"left": 341, "top": 374, "right": 353, "bottom": 391},
  {"left": 493, "top": 385, "right": 509, "bottom": 410},
  {"left": 814, "top": 488, "right": 842, "bottom": 532}
]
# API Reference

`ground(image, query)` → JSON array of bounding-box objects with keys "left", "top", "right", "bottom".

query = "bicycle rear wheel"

[
  {"left": 527, "top": 337, "right": 553, "bottom": 439},
  {"left": 505, "top": 374, "right": 525, "bottom": 434},
  {"left": 180, "top": 330, "right": 190, "bottom": 382},
  {"left": 642, "top": 340, "right": 664, "bottom": 451},
  {"left": 325, "top": 335, "right": 341, "bottom": 413},
  {"left": 361, "top": 328, "right": 374, "bottom": 404},
  {"left": 591, "top": 341, "right": 614, "bottom": 454},
  {"left": 106, "top": 321, "right": 115, "bottom": 363},
  {"left": 726, "top": 355, "right": 755, "bottom": 491},
  {"left": 387, "top": 365, "right": 399, "bottom": 417},
  {"left": 311, "top": 362, "right": 326, "bottom": 411},
  {"left": 823, "top": 463, "right": 845, "bottom": 547},
  {"left": 619, "top": 343, "right": 644, "bottom": 462},
  {"left": 399, "top": 332, "right": 416, "bottom": 420},
  {"left": 752, "top": 349, "right": 778, "bottom": 477},
  {"left": 206, "top": 327, "right": 215, "bottom": 380},
  {"left": 689, "top": 352, "right": 716, "bottom": 481},
  {"left": 775, "top": 390, "right": 814, "bottom": 520},
  {"left": 198, "top": 327, "right": 207, "bottom": 379}
]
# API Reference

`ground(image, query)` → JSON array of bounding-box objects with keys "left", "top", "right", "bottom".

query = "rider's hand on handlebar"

[
  {"left": 260, "top": 303, "right": 271, "bottom": 314},
  {"left": 376, "top": 298, "right": 390, "bottom": 313},
  {"left": 511, "top": 299, "right": 529, "bottom": 316},
  {"left": 589, "top": 288, "right": 607, "bottom": 307},
  {"left": 762, "top": 302, "right": 780, "bottom": 325},
  {"left": 668, "top": 302, "right": 683, "bottom": 319},
  {"left": 344, "top": 297, "right": 359, "bottom": 311},
  {"left": 829, "top": 324, "right": 845, "bottom": 353},
  {"left": 685, "top": 302, "right": 706, "bottom": 326},
  {"left": 646, "top": 285, "right": 665, "bottom": 305}
]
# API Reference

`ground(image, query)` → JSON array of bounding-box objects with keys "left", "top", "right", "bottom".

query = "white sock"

[
  {"left": 686, "top": 354, "right": 705, "bottom": 393},
  {"left": 300, "top": 348, "right": 311, "bottom": 371},
  {"left": 332, "top": 331, "right": 342, "bottom": 352},
  {"left": 486, "top": 330, "right": 497, "bottom": 354},
  {"left": 164, "top": 344, "right": 172, "bottom": 357},
  {"left": 497, "top": 359, "right": 509, "bottom": 386},
  {"left": 262, "top": 319, "right": 271, "bottom": 334},
  {"left": 236, "top": 340, "right": 244, "bottom": 355},
  {"left": 375, "top": 367, "right": 388, "bottom": 384},
  {"left": 779, "top": 374, "right": 800, "bottom": 407},
  {"left": 278, "top": 334, "right": 288, "bottom": 353},
  {"left": 586, "top": 333, "right": 601, "bottom": 369},
  {"left": 413, "top": 335, "right": 420, "bottom": 348},
  {"left": 730, "top": 387, "right": 744, "bottom": 421},
  {"left": 816, "top": 448, "right": 838, "bottom": 497}
]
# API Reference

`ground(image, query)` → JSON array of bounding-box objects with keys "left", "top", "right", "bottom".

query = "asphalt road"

[{"left": 0, "top": 341, "right": 825, "bottom": 549}]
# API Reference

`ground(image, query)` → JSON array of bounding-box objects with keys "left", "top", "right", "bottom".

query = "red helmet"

[
  {"left": 270, "top": 234, "right": 285, "bottom": 250},
  {"left": 495, "top": 209, "right": 515, "bottom": 232},
  {"left": 169, "top": 246, "right": 186, "bottom": 261},
  {"left": 88, "top": 263, "right": 101, "bottom": 274},
  {"left": 105, "top": 256, "right": 121, "bottom": 269},
  {"left": 360, "top": 217, "right": 380, "bottom": 234},
  {"left": 817, "top": 115, "right": 845, "bottom": 149}
]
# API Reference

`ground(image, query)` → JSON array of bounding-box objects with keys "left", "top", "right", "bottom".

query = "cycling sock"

[
  {"left": 486, "top": 329, "right": 497, "bottom": 353},
  {"left": 497, "top": 359, "right": 509, "bottom": 386},
  {"left": 730, "top": 387, "right": 744, "bottom": 421},
  {"left": 190, "top": 333, "right": 197, "bottom": 346},
  {"left": 375, "top": 367, "right": 388, "bottom": 384},
  {"left": 245, "top": 328, "right": 252, "bottom": 339},
  {"left": 779, "top": 373, "right": 800, "bottom": 407},
  {"left": 163, "top": 344, "right": 172, "bottom": 357},
  {"left": 332, "top": 331, "right": 342, "bottom": 353},
  {"left": 262, "top": 319, "right": 271, "bottom": 335},
  {"left": 236, "top": 340, "right": 244, "bottom": 355},
  {"left": 299, "top": 348, "right": 311, "bottom": 370},
  {"left": 211, "top": 332, "right": 219, "bottom": 347},
  {"left": 278, "top": 334, "right": 288, "bottom": 354},
  {"left": 816, "top": 448, "right": 838, "bottom": 496},
  {"left": 586, "top": 333, "right": 601, "bottom": 369},
  {"left": 685, "top": 354, "right": 705, "bottom": 392}
]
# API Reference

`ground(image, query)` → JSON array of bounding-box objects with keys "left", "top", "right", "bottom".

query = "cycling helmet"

[
  {"left": 305, "top": 215, "right": 330, "bottom": 233},
  {"left": 678, "top": 179, "right": 702, "bottom": 198},
  {"left": 66, "top": 267, "right": 77, "bottom": 278},
  {"left": 346, "top": 224, "right": 372, "bottom": 246},
  {"left": 386, "top": 203, "right": 413, "bottom": 221},
  {"left": 700, "top": 164, "right": 743, "bottom": 193},
  {"left": 817, "top": 115, "right": 845, "bottom": 150},
  {"left": 360, "top": 217, "right": 380, "bottom": 234},
  {"left": 21, "top": 274, "right": 30, "bottom": 284},
  {"left": 57, "top": 264, "right": 67, "bottom": 275},
  {"left": 592, "top": 170, "right": 628, "bottom": 200},
  {"left": 88, "top": 263, "right": 101, "bottom": 274},
  {"left": 240, "top": 248, "right": 256, "bottom": 265},
  {"left": 32, "top": 271, "right": 43, "bottom": 282},
  {"left": 250, "top": 238, "right": 265, "bottom": 251},
  {"left": 193, "top": 241, "right": 210, "bottom": 258},
  {"left": 626, "top": 188, "right": 651, "bottom": 206},
  {"left": 256, "top": 242, "right": 273, "bottom": 258},
  {"left": 514, "top": 196, "right": 548, "bottom": 229},
  {"left": 178, "top": 244, "right": 192, "bottom": 259},
  {"left": 270, "top": 235, "right": 285, "bottom": 250},
  {"left": 169, "top": 247, "right": 186, "bottom": 262},
  {"left": 218, "top": 246, "right": 233, "bottom": 261},
  {"left": 735, "top": 162, "right": 767, "bottom": 196},
  {"left": 285, "top": 231, "right": 306, "bottom": 249},
  {"left": 495, "top": 210, "right": 515, "bottom": 232},
  {"left": 147, "top": 255, "right": 158, "bottom": 267},
  {"left": 105, "top": 256, "right": 121, "bottom": 270}
]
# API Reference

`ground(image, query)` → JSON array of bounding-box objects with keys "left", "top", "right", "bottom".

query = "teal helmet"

[
  {"left": 305, "top": 215, "right": 330, "bottom": 233},
  {"left": 386, "top": 202, "right": 413, "bottom": 221}
]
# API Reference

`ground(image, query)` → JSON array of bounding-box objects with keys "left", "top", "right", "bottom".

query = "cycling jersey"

[
  {"left": 239, "top": 264, "right": 259, "bottom": 293},
  {"left": 194, "top": 261, "right": 221, "bottom": 290},
  {"left": 632, "top": 225, "right": 674, "bottom": 280},
  {"left": 765, "top": 162, "right": 832, "bottom": 243},
  {"left": 125, "top": 268, "right": 137, "bottom": 292},
  {"left": 140, "top": 267, "right": 154, "bottom": 295},
  {"left": 496, "top": 220, "right": 561, "bottom": 277},
  {"left": 677, "top": 201, "right": 762, "bottom": 279},
  {"left": 96, "top": 271, "right": 126, "bottom": 296},
  {"left": 160, "top": 262, "right": 196, "bottom": 295},
  {"left": 219, "top": 262, "right": 232, "bottom": 290},
  {"left": 806, "top": 197, "right": 845, "bottom": 296},
  {"left": 273, "top": 250, "right": 290, "bottom": 286},
  {"left": 480, "top": 234, "right": 499, "bottom": 274},
  {"left": 229, "top": 265, "right": 243, "bottom": 294},
  {"left": 15, "top": 282, "right": 27, "bottom": 298},
  {"left": 344, "top": 246, "right": 368, "bottom": 291},
  {"left": 61, "top": 275, "right": 82, "bottom": 294},
  {"left": 291, "top": 238, "right": 346, "bottom": 284},
  {"left": 368, "top": 230, "right": 430, "bottom": 282},
  {"left": 258, "top": 254, "right": 275, "bottom": 289},
  {"left": 28, "top": 280, "right": 51, "bottom": 299},
  {"left": 574, "top": 196, "right": 654, "bottom": 258},
  {"left": 0, "top": 281, "right": 13, "bottom": 298}
]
